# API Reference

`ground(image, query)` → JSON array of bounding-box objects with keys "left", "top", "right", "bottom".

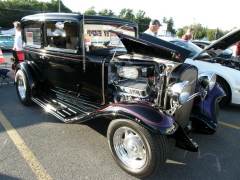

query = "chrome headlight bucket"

[
  {"left": 198, "top": 73, "right": 216, "bottom": 91},
  {"left": 167, "top": 81, "right": 191, "bottom": 105}
]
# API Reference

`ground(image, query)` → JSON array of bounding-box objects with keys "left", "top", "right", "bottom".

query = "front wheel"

[
  {"left": 107, "top": 119, "right": 168, "bottom": 178},
  {"left": 15, "top": 69, "right": 33, "bottom": 106}
]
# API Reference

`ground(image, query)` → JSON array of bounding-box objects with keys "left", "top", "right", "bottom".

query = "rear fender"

[
  {"left": 191, "top": 85, "right": 225, "bottom": 134},
  {"left": 16, "top": 62, "right": 44, "bottom": 94}
]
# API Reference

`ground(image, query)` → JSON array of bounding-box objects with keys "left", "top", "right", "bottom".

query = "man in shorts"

[{"left": 0, "top": 67, "right": 15, "bottom": 81}]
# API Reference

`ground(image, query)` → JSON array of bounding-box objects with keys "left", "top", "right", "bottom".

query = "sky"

[{"left": 39, "top": 0, "right": 238, "bottom": 31}]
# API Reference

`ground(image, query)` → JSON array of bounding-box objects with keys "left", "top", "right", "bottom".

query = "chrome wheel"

[
  {"left": 113, "top": 127, "right": 147, "bottom": 169},
  {"left": 17, "top": 76, "right": 26, "bottom": 99},
  {"left": 16, "top": 70, "right": 33, "bottom": 106},
  {"left": 108, "top": 119, "right": 168, "bottom": 178}
]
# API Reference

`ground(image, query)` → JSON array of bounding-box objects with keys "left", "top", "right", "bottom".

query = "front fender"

[
  {"left": 191, "top": 85, "right": 225, "bottom": 134},
  {"left": 100, "top": 101, "right": 178, "bottom": 135}
]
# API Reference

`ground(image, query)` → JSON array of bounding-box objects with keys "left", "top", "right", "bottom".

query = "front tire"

[
  {"left": 107, "top": 119, "right": 168, "bottom": 178},
  {"left": 16, "top": 69, "right": 33, "bottom": 106}
]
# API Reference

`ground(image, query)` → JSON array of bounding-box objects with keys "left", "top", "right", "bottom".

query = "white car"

[{"left": 140, "top": 30, "right": 240, "bottom": 106}]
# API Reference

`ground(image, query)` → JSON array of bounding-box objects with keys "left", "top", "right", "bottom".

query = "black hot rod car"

[{"left": 15, "top": 13, "right": 224, "bottom": 178}]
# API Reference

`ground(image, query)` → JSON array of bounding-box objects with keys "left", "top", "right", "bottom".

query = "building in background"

[{"left": 157, "top": 23, "right": 172, "bottom": 37}]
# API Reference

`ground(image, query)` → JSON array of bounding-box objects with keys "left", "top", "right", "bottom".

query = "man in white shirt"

[
  {"left": 12, "top": 21, "right": 23, "bottom": 63},
  {"left": 144, "top": 19, "right": 162, "bottom": 36},
  {"left": 13, "top": 21, "right": 22, "bottom": 51}
]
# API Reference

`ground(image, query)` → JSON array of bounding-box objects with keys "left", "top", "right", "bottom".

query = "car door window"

[
  {"left": 24, "top": 23, "right": 41, "bottom": 47},
  {"left": 44, "top": 21, "right": 78, "bottom": 53}
]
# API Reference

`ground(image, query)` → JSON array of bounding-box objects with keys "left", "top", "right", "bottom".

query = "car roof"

[{"left": 21, "top": 13, "right": 138, "bottom": 28}]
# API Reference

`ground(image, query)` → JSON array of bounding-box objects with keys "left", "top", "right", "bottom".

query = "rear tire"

[
  {"left": 107, "top": 119, "right": 168, "bottom": 178},
  {"left": 216, "top": 77, "right": 230, "bottom": 106},
  {"left": 16, "top": 69, "right": 33, "bottom": 106}
]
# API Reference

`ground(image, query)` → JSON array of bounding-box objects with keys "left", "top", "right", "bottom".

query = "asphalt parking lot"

[{"left": 0, "top": 52, "right": 240, "bottom": 180}]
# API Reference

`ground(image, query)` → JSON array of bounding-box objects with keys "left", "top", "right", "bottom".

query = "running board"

[{"left": 31, "top": 97, "right": 93, "bottom": 123}]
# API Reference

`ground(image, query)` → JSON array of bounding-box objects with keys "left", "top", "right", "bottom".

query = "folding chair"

[{"left": 0, "top": 73, "right": 9, "bottom": 88}]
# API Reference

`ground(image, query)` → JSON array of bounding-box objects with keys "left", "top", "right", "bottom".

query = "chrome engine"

[{"left": 108, "top": 59, "right": 216, "bottom": 127}]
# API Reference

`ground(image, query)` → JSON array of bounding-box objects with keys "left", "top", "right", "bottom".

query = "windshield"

[
  {"left": 169, "top": 40, "right": 203, "bottom": 57},
  {"left": 83, "top": 24, "right": 135, "bottom": 55}
]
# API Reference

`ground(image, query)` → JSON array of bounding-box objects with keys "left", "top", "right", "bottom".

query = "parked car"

[
  {"left": 16, "top": 13, "right": 223, "bottom": 178},
  {"left": 157, "top": 36, "right": 240, "bottom": 106},
  {"left": 0, "top": 35, "right": 14, "bottom": 50},
  {"left": 192, "top": 40, "right": 232, "bottom": 58}
]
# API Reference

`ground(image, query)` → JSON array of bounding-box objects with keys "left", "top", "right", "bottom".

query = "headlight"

[
  {"left": 198, "top": 73, "right": 216, "bottom": 91},
  {"left": 167, "top": 81, "right": 191, "bottom": 105}
]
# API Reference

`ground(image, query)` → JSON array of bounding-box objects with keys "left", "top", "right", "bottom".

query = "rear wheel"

[
  {"left": 216, "top": 77, "right": 230, "bottom": 106},
  {"left": 107, "top": 119, "right": 168, "bottom": 178},
  {"left": 16, "top": 69, "right": 33, "bottom": 106}
]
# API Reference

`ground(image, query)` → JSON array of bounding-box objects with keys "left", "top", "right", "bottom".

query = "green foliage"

[
  {"left": 98, "top": 9, "right": 115, "bottom": 17},
  {"left": 0, "top": 0, "right": 72, "bottom": 28},
  {"left": 177, "top": 24, "right": 229, "bottom": 40},
  {"left": 134, "top": 10, "right": 151, "bottom": 34},
  {"left": 0, "top": 0, "right": 235, "bottom": 39},
  {"left": 84, "top": 6, "right": 97, "bottom": 15},
  {"left": 165, "top": 17, "right": 176, "bottom": 34},
  {"left": 176, "top": 26, "right": 189, "bottom": 38},
  {"left": 117, "top": 8, "right": 135, "bottom": 20}
]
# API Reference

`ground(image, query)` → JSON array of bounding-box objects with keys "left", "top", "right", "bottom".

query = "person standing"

[
  {"left": 12, "top": 21, "right": 23, "bottom": 63},
  {"left": 182, "top": 28, "right": 195, "bottom": 42},
  {"left": 231, "top": 42, "right": 240, "bottom": 61},
  {"left": 144, "top": 19, "right": 162, "bottom": 36}
]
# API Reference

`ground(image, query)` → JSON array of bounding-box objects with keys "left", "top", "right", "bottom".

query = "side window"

[
  {"left": 45, "top": 21, "right": 78, "bottom": 51},
  {"left": 24, "top": 23, "right": 41, "bottom": 46},
  {"left": 83, "top": 24, "right": 135, "bottom": 55}
]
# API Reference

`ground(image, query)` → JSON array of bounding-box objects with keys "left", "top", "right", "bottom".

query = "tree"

[
  {"left": 0, "top": 0, "right": 72, "bottom": 28},
  {"left": 166, "top": 17, "right": 176, "bottom": 34},
  {"left": 134, "top": 10, "right": 151, "bottom": 34},
  {"left": 162, "top": 17, "right": 167, "bottom": 23},
  {"left": 84, "top": 6, "right": 97, "bottom": 15},
  {"left": 206, "top": 29, "right": 216, "bottom": 41},
  {"left": 98, "top": 9, "right": 115, "bottom": 17},
  {"left": 117, "top": 8, "right": 134, "bottom": 20}
]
